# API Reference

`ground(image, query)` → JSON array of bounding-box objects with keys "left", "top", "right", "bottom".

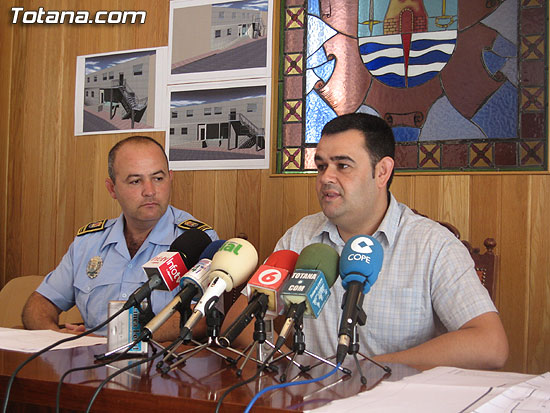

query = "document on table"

[
  {"left": 473, "top": 372, "right": 550, "bottom": 412},
  {"left": 0, "top": 327, "right": 106, "bottom": 352},
  {"left": 306, "top": 366, "right": 540, "bottom": 413}
]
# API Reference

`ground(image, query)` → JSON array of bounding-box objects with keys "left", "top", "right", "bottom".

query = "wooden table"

[{"left": 0, "top": 343, "right": 418, "bottom": 412}]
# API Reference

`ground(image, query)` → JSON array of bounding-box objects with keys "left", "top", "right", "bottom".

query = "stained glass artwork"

[{"left": 276, "top": 0, "right": 548, "bottom": 173}]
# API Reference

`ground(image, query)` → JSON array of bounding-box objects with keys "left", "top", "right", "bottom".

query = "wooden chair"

[
  {"left": 413, "top": 210, "right": 498, "bottom": 301},
  {"left": 0, "top": 275, "right": 83, "bottom": 328}
]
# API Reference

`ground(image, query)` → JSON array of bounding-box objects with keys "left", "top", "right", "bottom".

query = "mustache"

[{"left": 319, "top": 184, "right": 340, "bottom": 193}]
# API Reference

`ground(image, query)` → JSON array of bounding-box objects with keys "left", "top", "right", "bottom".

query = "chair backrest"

[
  {"left": 0, "top": 275, "right": 83, "bottom": 328},
  {"left": 412, "top": 210, "right": 498, "bottom": 301},
  {"left": 0, "top": 275, "right": 45, "bottom": 328}
]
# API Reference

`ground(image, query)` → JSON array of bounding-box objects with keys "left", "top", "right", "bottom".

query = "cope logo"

[{"left": 351, "top": 237, "right": 374, "bottom": 254}]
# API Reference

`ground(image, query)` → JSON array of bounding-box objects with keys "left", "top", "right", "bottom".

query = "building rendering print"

[
  {"left": 171, "top": 0, "right": 269, "bottom": 74},
  {"left": 169, "top": 85, "right": 266, "bottom": 162},
  {"left": 82, "top": 50, "right": 157, "bottom": 133}
]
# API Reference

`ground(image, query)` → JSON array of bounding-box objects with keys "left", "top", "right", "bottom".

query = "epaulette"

[
  {"left": 77, "top": 219, "right": 108, "bottom": 236},
  {"left": 177, "top": 219, "right": 212, "bottom": 232}
]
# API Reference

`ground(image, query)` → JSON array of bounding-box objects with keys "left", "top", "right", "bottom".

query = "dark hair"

[
  {"left": 108, "top": 136, "right": 168, "bottom": 182},
  {"left": 321, "top": 113, "right": 395, "bottom": 189}
]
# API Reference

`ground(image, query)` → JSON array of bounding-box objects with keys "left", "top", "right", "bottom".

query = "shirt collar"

[
  {"left": 313, "top": 192, "right": 401, "bottom": 248},
  {"left": 373, "top": 192, "right": 400, "bottom": 247},
  {"left": 312, "top": 213, "right": 345, "bottom": 248},
  {"left": 102, "top": 206, "right": 175, "bottom": 252}
]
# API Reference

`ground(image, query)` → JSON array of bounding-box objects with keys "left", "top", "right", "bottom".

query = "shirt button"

[
  {"left": 122, "top": 293, "right": 127, "bottom": 298},
  {"left": 128, "top": 263, "right": 133, "bottom": 268}
]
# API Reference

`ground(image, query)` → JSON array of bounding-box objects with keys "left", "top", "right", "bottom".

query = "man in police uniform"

[{"left": 22, "top": 136, "right": 218, "bottom": 341}]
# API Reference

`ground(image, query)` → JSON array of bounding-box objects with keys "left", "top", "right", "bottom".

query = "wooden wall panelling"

[
  {"left": 236, "top": 170, "right": 261, "bottom": 250},
  {"left": 172, "top": 171, "right": 195, "bottom": 216},
  {"left": 307, "top": 176, "right": 320, "bottom": 215},
  {"left": 259, "top": 171, "right": 284, "bottom": 262},
  {"left": 440, "top": 175, "right": 470, "bottom": 240},
  {"left": 20, "top": 23, "right": 47, "bottom": 277},
  {"left": 468, "top": 176, "right": 501, "bottom": 256},
  {"left": 412, "top": 175, "right": 442, "bottom": 220},
  {"left": 5, "top": 15, "right": 26, "bottom": 283},
  {"left": 527, "top": 176, "right": 550, "bottom": 374},
  {"left": 97, "top": 136, "right": 122, "bottom": 220},
  {"left": 38, "top": 22, "right": 67, "bottom": 276},
  {"left": 391, "top": 176, "right": 415, "bottom": 207},
  {"left": 54, "top": 22, "right": 79, "bottom": 272},
  {"left": 74, "top": 137, "right": 98, "bottom": 235},
  {"left": 192, "top": 171, "right": 217, "bottom": 233},
  {"left": 499, "top": 175, "right": 530, "bottom": 373},
  {"left": 469, "top": 175, "right": 502, "bottom": 310},
  {"left": 141, "top": 0, "right": 169, "bottom": 45},
  {"left": 214, "top": 170, "right": 237, "bottom": 241},
  {"left": 282, "top": 176, "right": 310, "bottom": 234},
  {"left": 0, "top": 5, "right": 14, "bottom": 286}
]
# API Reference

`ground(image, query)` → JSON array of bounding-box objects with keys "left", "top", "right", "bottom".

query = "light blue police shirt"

[{"left": 36, "top": 206, "right": 218, "bottom": 335}]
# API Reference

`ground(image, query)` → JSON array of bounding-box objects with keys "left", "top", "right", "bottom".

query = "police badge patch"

[
  {"left": 177, "top": 219, "right": 212, "bottom": 232},
  {"left": 86, "top": 256, "right": 103, "bottom": 279},
  {"left": 77, "top": 219, "right": 107, "bottom": 236}
]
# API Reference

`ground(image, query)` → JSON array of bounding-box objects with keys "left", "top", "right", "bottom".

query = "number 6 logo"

[{"left": 258, "top": 269, "right": 282, "bottom": 285}]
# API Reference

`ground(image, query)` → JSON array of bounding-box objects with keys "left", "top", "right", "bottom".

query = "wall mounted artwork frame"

[
  {"left": 275, "top": 0, "right": 548, "bottom": 174},
  {"left": 167, "top": 79, "right": 270, "bottom": 170},
  {"left": 74, "top": 47, "right": 167, "bottom": 136},
  {"left": 167, "top": 0, "right": 274, "bottom": 170}
]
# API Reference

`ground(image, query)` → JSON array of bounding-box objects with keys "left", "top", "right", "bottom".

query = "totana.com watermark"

[{"left": 11, "top": 7, "right": 146, "bottom": 24}]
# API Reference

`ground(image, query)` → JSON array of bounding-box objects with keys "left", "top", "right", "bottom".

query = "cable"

[
  {"left": 1, "top": 306, "right": 126, "bottom": 413},
  {"left": 214, "top": 345, "right": 279, "bottom": 413},
  {"left": 244, "top": 363, "right": 341, "bottom": 413},
  {"left": 55, "top": 336, "right": 142, "bottom": 413},
  {"left": 83, "top": 341, "right": 178, "bottom": 413}
]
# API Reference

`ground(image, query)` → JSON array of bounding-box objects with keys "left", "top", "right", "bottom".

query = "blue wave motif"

[
  {"left": 365, "top": 55, "right": 404, "bottom": 71},
  {"left": 409, "top": 50, "right": 452, "bottom": 65},
  {"left": 410, "top": 38, "right": 456, "bottom": 51},
  {"left": 359, "top": 42, "right": 402, "bottom": 55}
]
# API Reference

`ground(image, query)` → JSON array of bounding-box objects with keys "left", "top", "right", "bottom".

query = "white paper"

[
  {"left": 473, "top": 372, "right": 550, "bottom": 412},
  {"left": 0, "top": 327, "right": 106, "bottom": 352},
  {"left": 306, "top": 366, "right": 540, "bottom": 413}
]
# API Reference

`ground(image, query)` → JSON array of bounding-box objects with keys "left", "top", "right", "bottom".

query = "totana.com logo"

[{"left": 11, "top": 7, "right": 146, "bottom": 24}]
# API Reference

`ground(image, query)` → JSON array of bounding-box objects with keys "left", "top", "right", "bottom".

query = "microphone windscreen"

[
  {"left": 169, "top": 229, "right": 212, "bottom": 269},
  {"left": 265, "top": 250, "right": 299, "bottom": 272},
  {"left": 209, "top": 238, "right": 259, "bottom": 291},
  {"left": 200, "top": 239, "right": 226, "bottom": 260},
  {"left": 340, "top": 235, "right": 384, "bottom": 293},
  {"left": 295, "top": 243, "right": 339, "bottom": 287}
]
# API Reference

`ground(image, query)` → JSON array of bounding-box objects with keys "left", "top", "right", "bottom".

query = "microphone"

[
  {"left": 123, "top": 229, "right": 212, "bottom": 310},
  {"left": 179, "top": 238, "right": 258, "bottom": 340},
  {"left": 336, "top": 235, "right": 384, "bottom": 364},
  {"left": 218, "top": 250, "right": 299, "bottom": 347},
  {"left": 276, "top": 243, "right": 339, "bottom": 349},
  {"left": 139, "top": 240, "right": 226, "bottom": 340}
]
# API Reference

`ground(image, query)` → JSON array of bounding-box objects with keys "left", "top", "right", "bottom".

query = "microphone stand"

[
  {"left": 269, "top": 312, "right": 352, "bottom": 382},
  {"left": 347, "top": 307, "right": 391, "bottom": 384},
  {"left": 224, "top": 312, "right": 304, "bottom": 377},
  {"left": 158, "top": 307, "right": 237, "bottom": 374}
]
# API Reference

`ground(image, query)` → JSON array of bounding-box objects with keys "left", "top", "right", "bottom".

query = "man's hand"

[{"left": 59, "top": 323, "right": 86, "bottom": 334}]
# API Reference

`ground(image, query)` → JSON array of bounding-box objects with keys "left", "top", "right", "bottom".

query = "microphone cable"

[
  {"left": 84, "top": 339, "right": 180, "bottom": 413},
  {"left": 1, "top": 305, "right": 127, "bottom": 413},
  {"left": 214, "top": 344, "right": 280, "bottom": 413},
  {"left": 244, "top": 363, "right": 341, "bottom": 413},
  {"left": 55, "top": 332, "right": 147, "bottom": 413}
]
